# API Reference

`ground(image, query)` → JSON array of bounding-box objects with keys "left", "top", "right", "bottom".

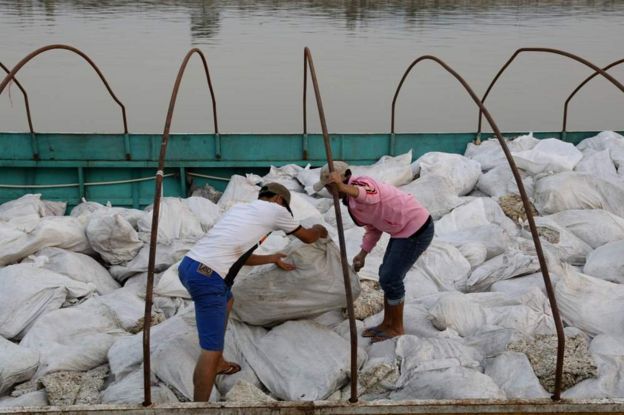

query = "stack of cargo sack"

[{"left": 1, "top": 131, "right": 624, "bottom": 407}]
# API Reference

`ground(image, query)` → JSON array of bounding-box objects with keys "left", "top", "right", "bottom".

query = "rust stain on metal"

[
  {"left": 142, "top": 47, "right": 218, "bottom": 407},
  {"left": 391, "top": 53, "right": 566, "bottom": 400},
  {"left": 303, "top": 46, "right": 359, "bottom": 403},
  {"left": 0, "top": 44, "right": 128, "bottom": 134}
]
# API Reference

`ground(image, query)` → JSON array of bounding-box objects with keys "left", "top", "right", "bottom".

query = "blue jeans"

[{"left": 378, "top": 218, "right": 434, "bottom": 305}]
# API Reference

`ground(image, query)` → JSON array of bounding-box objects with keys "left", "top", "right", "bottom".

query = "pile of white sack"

[{"left": 1, "top": 131, "right": 624, "bottom": 408}]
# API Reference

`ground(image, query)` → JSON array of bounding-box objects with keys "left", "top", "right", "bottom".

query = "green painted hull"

[{"left": 0, "top": 130, "right": 610, "bottom": 208}]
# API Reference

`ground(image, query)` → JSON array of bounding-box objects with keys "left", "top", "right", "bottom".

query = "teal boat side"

[{"left": 0, "top": 130, "right": 612, "bottom": 208}]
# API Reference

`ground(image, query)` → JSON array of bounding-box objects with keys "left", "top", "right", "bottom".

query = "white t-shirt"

[{"left": 186, "top": 200, "right": 300, "bottom": 278}]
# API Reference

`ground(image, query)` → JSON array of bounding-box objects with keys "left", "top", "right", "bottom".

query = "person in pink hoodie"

[{"left": 314, "top": 161, "right": 433, "bottom": 343}]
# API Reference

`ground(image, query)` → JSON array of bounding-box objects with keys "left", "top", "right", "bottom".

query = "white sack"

[
  {"left": 412, "top": 152, "right": 481, "bottom": 196},
  {"left": 323, "top": 202, "right": 356, "bottom": 231},
  {"left": 491, "top": 272, "right": 558, "bottom": 298},
  {"left": 297, "top": 152, "right": 413, "bottom": 196},
  {"left": 25, "top": 247, "right": 120, "bottom": 294},
  {"left": 351, "top": 151, "right": 413, "bottom": 187},
  {"left": 395, "top": 335, "right": 484, "bottom": 380},
  {"left": 20, "top": 302, "right": 126, "bottom": 378},
  {"left": 530, "top": 216, "right": 592, "bottom": 266},
  {"left": 512, "top": 138, "right": 582, "bottom": 175},
  {"left": 436, "top": 224, "right": 514, "bottom": 260},
  {"left": 100, "top": 370, "right": 180, "bottom": 404},
  {"left": 0, "top": 216, "right": 90, "bottom": 266},
  {"left": 534, "top": 172, "right": 624, "bottom": 217},
  {"left": 19, "top": 287, "right": 140, "bottom": 377},
  {"left": 261, "top": 164, "right": 305, "bottom": 192},
  {"left": 547, "top": 209, "right": 624, "bottom": 249},
  {"left": 232, "top": 238, "right": 361, "bottom": 327},
  {"left": 583, "top": 240, "right": 624, "bottom": 283},
  {"left": 0, "top": 194, "right": 46, "bottom": 220},
  {"left": 216, "top": 319, "right": 267, "bottom": 396},
  {"left": 364, "top": 303, "right": 441, "bottom": 339},
  {"left": 390, "top": 366, "right": 505, "bottom": 400},
  {"left": 182, "top": 196, "right": 220, "bottom": 232},
  {"left": 0, "top": 264, "right": 96, "bottom": 339},
  {"left": 243, "top": 320, "right": 366, "bottom": 401},
  {"left": 399, "top": 174, "right": 466, "bottom": 220},
  {"left": 0, "top": 337, "right": 39, "bottom": 394},
  {"left": 456, "top": 242, "right": 488, "bottom": 268},
  {"left": 0, "top": 390, "right": 48, "bottom": 408},
  {"left": 154, "top": 260, "right": 188, "bottom": 299},
  {"left": 477, "top": 164, "right": 535, "bottom": 198},
  {"left": 217, "top": 174, "right": 261, "bottom": 211},
  {"left": 575, "top": 148, "right": 619, "bottom": 182},
  {"left": 109, "top": 238, "right": 194, "bottom": 283},
  {"left": 138, "top": 197, "right": 204, "bottom": 244},
  {"left": 485, "top": 351, "right": 549, "bottom": 398},
  {"left": 464, "top": 133, "right": 539, "bottom": 171},
  {"left": 343, "top": 226, "right": 390, "bottom": 281},
  {"left": 562, "top": 334, "right": 624, "bottom": 399},
  {"left": 466, "top": 249, "right": 540, "bottom": 292},
  {"left": 555, "top": 265, "right": 624, "bottom": 337},
  {"left": 428, "top": 293, "right": 488, "bottom": 337},
  {"left": 86, "top": 213, "right": 143, "bottom": 265},
  {"left": 577, "top": 131, "right": 624, "bottom": 170},
  {"left": 435, "top": 197, "right": 518, "bottom": 237},
  {"left": 411, "top": 241, "right": 471, "bottom": 292}
]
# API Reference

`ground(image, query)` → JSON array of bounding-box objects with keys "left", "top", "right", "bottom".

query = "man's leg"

[
  {"left": 193, "top": 350, "right": 222, "bottom": 401},
  {"left": 216, "top": 297, "right": 241, "bottom": 374}
]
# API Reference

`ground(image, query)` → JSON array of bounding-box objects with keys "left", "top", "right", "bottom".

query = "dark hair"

[{"left": 258, "top": 188, "right": 276, "bottom": 200}]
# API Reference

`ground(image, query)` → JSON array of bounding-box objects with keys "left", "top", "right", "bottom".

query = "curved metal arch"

[
  {"left": 391, "top": 55, "right": 565, "bottom": 400},
  {"left": 0, "top": 61, "right": 34, "bottom": 134},
  {"left": 303, "top": 47, "right": 358, "bottom": 403},
  {"left": 0, "top": 44, "right": 128, "bottom": 134},
  {"left": 562, "top": 58, "right": 624, "bottom": 133},
  {"left": 476, "top": 47, "right": 624, "bottom": 137},
  {"left": 142, "top": 47, "right": 219, "bottom": 407}
]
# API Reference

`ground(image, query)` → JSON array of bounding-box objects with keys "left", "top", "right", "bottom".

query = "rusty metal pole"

[
  {"left": 476, "top": 47, "right": 624, "bottom": 138},
  {"left": 303, "top": 47, "right": 358, "bottom": 403},
  {"left": 562, "top": 58, "right": 624, "bottom": 134},
  {"left": 142, "top": 48, "right": 218, "bottom": 406},
  {"left": 0, "top": 44, "right": 128, "bottom": 134},
  {"left": 391, "top": 55, "right": 566, "bottom": 400},
  {"left": 0, "top": 62, "right": 35, "bottom": 134}
]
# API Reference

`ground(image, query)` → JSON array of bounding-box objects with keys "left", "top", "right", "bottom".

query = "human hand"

[
  {"left": 325, "top": 171, "right": 345, "bottom": 192},
  {"left": 313, "top": 224, "right": 328, "bottom": 239},
  {"left": 273, "top": 253, "right": 296, "bottom": 271},
  {"left": 352, "top": 251, "right": 367, "bottom": 272}
]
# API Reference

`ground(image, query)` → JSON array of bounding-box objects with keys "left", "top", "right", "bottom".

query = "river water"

[{"left": 1, "top": 1, "right": 623, "bottom": 134}]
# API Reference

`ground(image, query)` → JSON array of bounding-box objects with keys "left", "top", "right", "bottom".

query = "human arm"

[
  {"left": 325, "top": 171, "right": 359, "bottom": 197},
  {"left": 291, "top": 224, "right": 328, "bottom": 243},
  {"left": 352, "top": 249, "right": 368, "bottom": 272},
  {"left": 361, "top": 224, "right": 382, "bottom": 253},
  {"left": 245, "top": 253, "right": 295, "bottom": 271}
]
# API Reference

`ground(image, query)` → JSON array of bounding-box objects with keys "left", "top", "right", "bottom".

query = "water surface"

[{"left": 1, "top": 1, "right": 623, "bottom": 134}]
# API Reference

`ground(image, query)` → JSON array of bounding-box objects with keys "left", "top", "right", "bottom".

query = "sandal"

[
  {"left": 370, "top": 331, "right": 397, "bottom": 344},
  {"left": 362, "top": 326, "right": 384, "bottom": 338},
  {"left": 217, "top": 362, "right": 241, "bottom": 375}
]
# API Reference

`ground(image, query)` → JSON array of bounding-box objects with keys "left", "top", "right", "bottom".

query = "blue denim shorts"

[{"left": 178, "top": 256, "right": 233, "bottom": 351}]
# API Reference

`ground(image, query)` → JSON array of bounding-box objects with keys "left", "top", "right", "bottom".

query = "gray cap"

[
  {"left": 312, "top": 161, "right": 350, "bottom": 192},
  {"left": 259, "top": 182, "right": 292, "bottom": 214}
]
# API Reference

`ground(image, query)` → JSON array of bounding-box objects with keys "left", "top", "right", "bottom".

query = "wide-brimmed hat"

[
  {"left": 259, "top": 182, "right": 292, "bottom": 214},
  {"left": 312, "top": 161, "right": 350, "bottom": 192}
]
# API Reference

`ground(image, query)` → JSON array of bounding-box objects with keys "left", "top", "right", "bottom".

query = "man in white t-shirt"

[{"left": 179, "top": 182, "right": 328, "bottom": 401}]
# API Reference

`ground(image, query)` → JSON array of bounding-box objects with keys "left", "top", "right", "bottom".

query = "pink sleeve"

[
  {"left": 351, "top": 177, "right": 380, "bottom": 205},
  {"left": 361, "top": 224, "right": 382, "bottom": 253}
]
